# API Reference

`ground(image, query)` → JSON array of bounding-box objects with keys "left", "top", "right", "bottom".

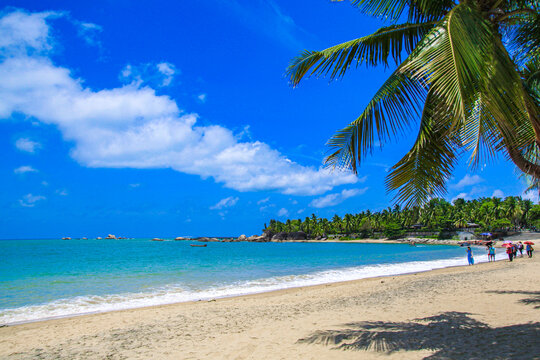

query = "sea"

[{"left": 0, "top": 238, "right": 507, "bottom": 325}]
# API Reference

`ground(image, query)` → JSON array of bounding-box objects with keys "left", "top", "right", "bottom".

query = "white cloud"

[
  {"left": 56, "top": 188, "right": 68, "bottom": 196},
  {"left": 129, "top": 183, "right": 141, "bottom": 188},
  {"left": 309, "top": 187, "right": 368, "bottom": 208},
  {"left": 452, "top": 192, "right": 471, "bottom": 202},
  {"left": 523, "top": 190, "right": 539, "bottom": 203},
  {"left": 453, "top": 174, "right": 483, "bottom": 189},
  {"left": 19, "top": 193, "right": 46, "bottom": 207},
  {"left": 120, "top": 62, "right": 177, "bottom": 87},
  {"left": 156, "top": 62, "right": 176, "bottom": 86},
  {"left": 0, "top": 10, "right": 57, "bottom": 56},
  {"left": 277, "top": 208, "right": 289, "bottom": 217},
  {"left": 492, "top": 189, "right": 504, "bottom": 198},
  {"left": 210, "top": 196, "right": 239, "bottom": 210},
  {"left": 257, "top": 197, "right": 270, "bottom": 205},
  {"left": 0, "top": 10, "right": 358, "bottom": 196},
  {"left": 197, "top": 93, "right": 207, "bottom": 103},
  {"left": 14, "top": 165, "right": 37, "bottom": 174},
  {"left": 15, "top": 137, "right": 41, "bottom": 153},
  {"left": 75, "top": 21, "right": 103, "bottom": 48}
]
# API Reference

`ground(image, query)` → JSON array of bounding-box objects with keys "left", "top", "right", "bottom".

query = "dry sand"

[{"left": 1, "top": 254, "right": 539, "bottom": 359}]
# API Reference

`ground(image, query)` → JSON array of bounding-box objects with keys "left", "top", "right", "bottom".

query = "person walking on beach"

[
  {"left": 467, "top": 246, "right": 474, "bottom": 265},
  {"left": 518, "top": 242, "right": 524, "bottom": 257},
  {"left": 526, "top": 243, "right": 534, "bottom": 258},
  {"left": 506, "top": 245, "right": 513, "bottom": 261},
  {"left": 488, "top": 245, "right": 495, "bottom": 262}
]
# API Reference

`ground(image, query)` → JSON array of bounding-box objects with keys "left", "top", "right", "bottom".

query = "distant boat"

[
  {"left": 62, "top": 237, "right": 71, "bottom": 240},
  {"left": 190, "top": 244, "right": 207, "bottom": 247},
  {"left": 152, "top": 238, "right": 164, "bottom": 241}
]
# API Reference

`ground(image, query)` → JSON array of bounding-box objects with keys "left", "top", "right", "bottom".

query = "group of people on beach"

[
  {"left": 466, "top": 240, "right": 534, "bottom": 265},
  {"left": 505, "top": 241, "right": 534, "bottom": 261}
]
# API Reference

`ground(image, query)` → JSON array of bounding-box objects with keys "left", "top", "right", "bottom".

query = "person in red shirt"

[{"left": 506, "top": 245, "right": 513, "bottom": 261}]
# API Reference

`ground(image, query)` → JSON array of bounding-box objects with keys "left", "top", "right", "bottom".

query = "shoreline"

[
  {"left": 0, "top": 248, "right": 508, "bottom": 327},
  {"left": 1, "top": 254, "right": 537, "bottom": 359}
]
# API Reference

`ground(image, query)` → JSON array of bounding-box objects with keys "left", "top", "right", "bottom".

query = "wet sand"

[{"left": 1, "top": 253, "right": 538, "bottom": 359}]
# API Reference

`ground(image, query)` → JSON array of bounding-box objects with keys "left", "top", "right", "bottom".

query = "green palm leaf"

[
  {"left": 402, "top": 4, "right": 531, "bottom": 163},
  {"left": 287, "top": 22, "right": 436, "bottom": 86},
  {"left": 287, "top": 0, "right": 540, "bottom": 208},
  {"left": 333, "top": 0, "right": 455, "bottom": 22},
  {"left": 386, "top": 89, "right": 459, "bottom": 207},
  {"left": 324, "top": 71, "right": 426, "bottom": 172}
]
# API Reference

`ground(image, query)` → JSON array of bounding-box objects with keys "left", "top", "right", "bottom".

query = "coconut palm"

[{"left": 287, "top": 0, "right": 540, "bottom": 207}]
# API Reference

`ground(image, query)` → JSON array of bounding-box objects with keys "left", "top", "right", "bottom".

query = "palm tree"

[
  {"left": 287, "top": 0, "right": 540, "bottom": 207},
  {"left": 344, "top": 213, "right": 355, "bottom": 233}
]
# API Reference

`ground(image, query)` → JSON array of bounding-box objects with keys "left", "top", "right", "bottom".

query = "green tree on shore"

[
  {"left": 265, "top": 196, "right": 536, "bottom": 238},
  {"left": 287, "top": 0, "right": 540, "bottom": 207}
]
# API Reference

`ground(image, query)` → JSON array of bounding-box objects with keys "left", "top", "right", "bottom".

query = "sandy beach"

[{"left": 1, "top": 252, "right": 538, "bottom": 359}]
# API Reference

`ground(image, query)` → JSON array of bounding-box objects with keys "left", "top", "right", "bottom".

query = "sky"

[{"left": 0, "top": 0, "right": 534, "bottom": 239}]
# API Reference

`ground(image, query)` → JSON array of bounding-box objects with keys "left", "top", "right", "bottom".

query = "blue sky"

[{"left": 0, "top": 1, "right": 532, "bottom": 238}]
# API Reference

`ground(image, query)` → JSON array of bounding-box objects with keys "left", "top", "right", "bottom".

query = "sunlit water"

[{"left": 0, "top": 238, "right": 504, "bottom": 324}]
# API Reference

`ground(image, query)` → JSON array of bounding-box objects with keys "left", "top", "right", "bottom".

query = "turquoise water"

[{"left": 0, "top": 239, "right": 495, "bottom": 324}]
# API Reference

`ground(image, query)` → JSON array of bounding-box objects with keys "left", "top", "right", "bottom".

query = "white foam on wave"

[{"left": 0, "top": 249, "right": 507, "bottom": 325}]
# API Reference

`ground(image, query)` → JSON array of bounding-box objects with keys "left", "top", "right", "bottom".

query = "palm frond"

[
  {"left": 402, "top": 4, "right": 530, "bottom": 159},
  {"left": 287, "top": 22, "right": 435, "bottom": 86},
  {"left": 333, "top": 0, "right": 455, "bottom": 22},
  {"left": 324, "top": 71, "right": 427, "bottom": 173},
  {"left": 512, "top": 13, "right": 540, "bottom": 63},
  {"left": 385, "top": 89, "right": 459, "bottom": 208}
]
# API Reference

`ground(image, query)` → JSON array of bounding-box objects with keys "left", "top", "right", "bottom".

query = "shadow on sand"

[
  {"left": 486, "top": 290, "right": 540, "bottom": 309},
  {"left": 297, "top": 311, "right": 539, "bottom": 359}
]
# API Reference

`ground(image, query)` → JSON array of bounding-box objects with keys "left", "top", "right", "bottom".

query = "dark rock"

[
  {"left": 271, "top": 232, "right": 288, "bottom": 241},
  {"left": 270, "top": 231, "right": 307, "bottom": 240},
  {"left": 288, "top": 231, "right": 307, "bottom": 240}
]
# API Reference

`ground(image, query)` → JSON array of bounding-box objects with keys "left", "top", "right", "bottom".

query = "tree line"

[{"left": 264, "top": 197, "right": 540, "bottom": 239}]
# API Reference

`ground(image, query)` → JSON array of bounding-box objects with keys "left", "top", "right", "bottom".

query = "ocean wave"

[{"left": 0, "top": 251, "right": 506, "bottom": 325}]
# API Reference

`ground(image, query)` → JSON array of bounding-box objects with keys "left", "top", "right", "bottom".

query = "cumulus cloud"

[
  {"left": 197, "top": 93, "right": 206, "bottom": 103},
  {"left": 14, "top": 165, "right": 37, "bottom": 174},
  {"left": 309, "top": 187, "right": 368, "bottom": 208},
  {"left": 0, "top": 10, "right": 57, "bottom": 56},
  {"left": 210, "top": 196, "right": 239, "bottom": 210},
  {"left": 451, "top": 185, "right": 489, "bottom": 202},
  {"left": 19, "top": 193, "right": 46, "bottom": 207},
  {"left": 15, "top": 137, "right": 41, "bottom": 153},
  {"left": 120, "top": 62, "right": 177, "bottom": 87},
  {"left": 523, "top": 189, "right": 539, "bottom": 203},
  {"left": 453, "top": 174, "right": 483, "bottom": 189},
  {"left": 452, "top": 192, "right": 470, "bottom": 202},
  {"left": 277, "top": 208, "right": 289, "bottom": 217},
  {"left": 156, "top": 62, "right": 176, "bottom": 86},
  {"left": 492, "top": 189, "right": 504, "bottom": 198},
  {"left": 0, "top": 10, "right": 358, "bottom": 196}
]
